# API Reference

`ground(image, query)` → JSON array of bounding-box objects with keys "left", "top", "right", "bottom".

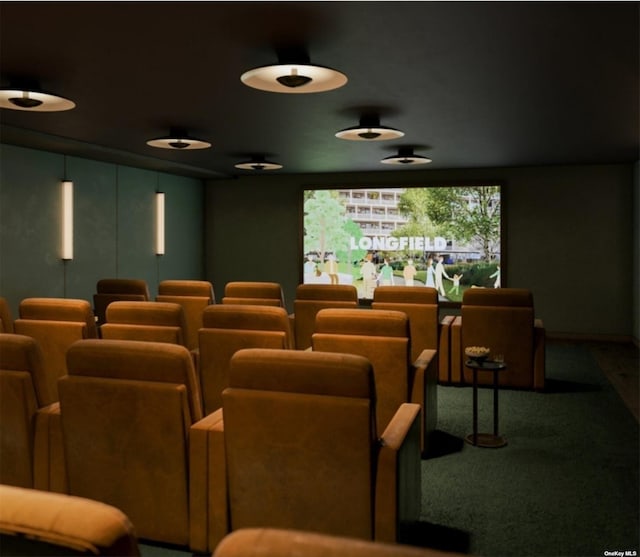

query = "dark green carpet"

[
  {"left": 140, "top": 341, "right": 639, "bottom": 557},
  {"left": 416, "top": 341, "right": 639, "bottom": 557}
]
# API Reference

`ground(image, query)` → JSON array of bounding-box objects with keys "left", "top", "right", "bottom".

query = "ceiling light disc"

[
  {"left": 240, "top": 64, "right": 347, "bottom": 93},
  {"left": 381, "top": 154, "right": 432, "bottom": 165},
  {"left": 335, "top": 126, "right": 405, "bottom": 141},
  {"left": 146, "top": 137, "right": 211, "bottom": 150},
  {"left": 0, "top": 89, "right": 76, "bottom": 112},
  {"left": 234, "top": 160, "right": 283, "bottom": 170}
]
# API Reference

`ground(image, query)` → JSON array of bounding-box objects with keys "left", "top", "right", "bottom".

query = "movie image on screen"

[{"left": 303, "top": 185, "right": 501, "bottom": 302}]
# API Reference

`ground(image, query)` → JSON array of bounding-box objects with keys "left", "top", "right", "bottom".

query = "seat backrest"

[
  {"left": 101, "top": 301, "right": 187, "bottom": 346},
  {"left": 0, "top": 484, "right": 140, "bottom": 556},
  {"left": 312, "top": 308, "right": 411, "bottom": 435},
  {"left": 198, "top": 304, "right": 293, "bottom": 414},
  {"left": 372, "top": 286, "right": 439, "bottom": 361},
  {"left": 60, "top": 339, "right": 201, "bottom": 546},
  {"left": 0, "top": 296, "right": 14, "bottom": 333},
  {"left": 94, "top": 278, "right": 150, "bottom": 325},
  {"left": 461, "top": 288, "right": 535, "bottom": 388},
  {"left": 0, "top": 334, "right": 49, "bottom": 487},
  {"left": 13, "top": 298, "right": 97, "bottom": 399},
  {"left": 223, "top": 348, "right": 377, "bottom": 540},
  {"left": 293, "top": 284, "right": 359, "bottom": 349},
  {"left": 222, "top": 281, "right": 285, "bottom": 307},
  {"left": 157, "top": 280, "right": 215, "bottom": 350}
]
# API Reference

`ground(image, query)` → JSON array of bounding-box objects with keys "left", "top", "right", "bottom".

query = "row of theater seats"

[
  {"left": 0, "top": 485, "right": 464, "bottom": 556},
  {"left": 0, "top": 281, "right": 544, "bottom": 553},
  {"left": 1, "top": 337, "right": 423, "bottom": 552}
]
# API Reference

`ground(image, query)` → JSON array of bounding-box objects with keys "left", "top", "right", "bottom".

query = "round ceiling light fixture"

[
  {"left": 146, "top": 128, "right": 211, "bottom": 150},
  {"left": 234, "top": 156, "right": 283, "bottom": 171},
  {"left": 0, "top": 87, "right": 76, "bottom": 112},
  {"left": 381, "top": 147, "right": 432, "bottom": 165},
  {"left": 241, "top": 61, "right": 347, "bottom": 94},
  {"left": 335, "top": 116, "right": 404, "bottom": 141}
]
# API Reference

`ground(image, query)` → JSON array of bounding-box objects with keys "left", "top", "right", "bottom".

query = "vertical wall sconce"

[
  {"left": 61, "top": 180, "right": 74, "bottom": 260},
  {"left": 156, "top": 192, "right": 165, "bottom": 256}
]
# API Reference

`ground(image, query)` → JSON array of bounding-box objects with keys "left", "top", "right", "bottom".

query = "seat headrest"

[
  {"left": 295, "top": 284, "right": 358, "bottom": 302},
  {"left": 202, "top": 304, "right": 289, "bottom": 331},
  {"left": 18, "top": 298, "right": 97, "bottom": 337},
  {"left": 96, "top": 279, "right": 150, "bottom": 299},
  {"left": 67, "top": 339, "right": 192, "bottom": 383},
  {"left": 224, "top": 281, "right": 283, "bottom": 299},
  {"left": 463, "top": 288, "right": 533, "bottom": 308},
  {"left": 106, "top": 301, "right": 184, "bottom": 327},
  {"left": 315, "top": 308, "right": 409, "bottom": 338},
  {"left": 158, "top": 280, "right": 215, "bottom": 300},
  {"left": 373, "top": 286, "right": 438, "bottom": 305},
  {"left": 66, "top": 339, "right": 201, "bottom": 421},
  {"left": 229, "top": 348, "right": 374, "bottom": 400}
]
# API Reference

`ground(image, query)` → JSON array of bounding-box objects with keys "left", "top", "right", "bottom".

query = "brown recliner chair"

[
  {"left": 0, "top": 296, "right": 14, "bottom": 332},
  {"left": 0, "top": 333, "right": 55, "bottom": 488},
  {"left": 55, "top": 339, "right": 219, "bottom": 549},
  {"left": 93, "top": 278, "right": 150, "bottom": 326},
  {"left": 156, "top": 280, "right": 216, "bottom": 351},
  {"left": 213, "top": 528, "right": 468, "bottom": 557},
  {"left": 292, "top": 283, "right": 359, "bottom": 349},
  {"left": 13, "top": 297, "right": 98, "bottom": 400},
  {"left": 0, "top": 484, "right": 140, "bottom": 556},
  {"left": 372, "top": 286, "right": 455, "bottom": 383},
  {"left": 100, "top": 300, "right": 188, "bottom": 346},
  {"left": 450, "top": 288, "right": 545, "bottom": 390},
  {"left": 221, "top": 281, "right": 285, "bottom": 307},
  {"left": 198, "top": 304, "right": 294, "bottom": 414},
  {"left": 207, "top": 348, "right": 421, "bottom": 550},
  {"left": 313, "top": 308, "right": 438, "bottom": 455}
]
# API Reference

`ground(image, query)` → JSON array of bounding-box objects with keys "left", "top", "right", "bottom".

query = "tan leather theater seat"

[
  {"left": 313, "top": 307, "right": 438, "bottom": 455},
  {"left": 207, "top": 348, "right": 421, "bottom": 550},
  {"left": 291, "top": 283, "right": 359, "bottom": 349},
  {"left": 157, "top": 279, "right": 216, "bottom": 350},
  {"left": 198, "top": 304, "right": 294, "bottom": 414},
  {"left": 450, "top": 287, "right": 545, "bottom": 390}
]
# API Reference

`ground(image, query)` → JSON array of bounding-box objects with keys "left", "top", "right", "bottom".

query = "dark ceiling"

[{"left": 1, "top": 1, "right": 638, "bottom": 179}]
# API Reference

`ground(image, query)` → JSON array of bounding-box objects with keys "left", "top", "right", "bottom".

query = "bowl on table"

[{"left": 465, "top": 346, "right": 491, "bottom": 364}]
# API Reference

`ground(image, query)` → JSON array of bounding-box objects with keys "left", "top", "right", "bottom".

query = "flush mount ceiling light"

[
  {"left": 241, "top": 47, "right": 347, "bottom": 94},
  {"left": 146, "top": 128, "right": 211, "bottom": 150},
  {"left": 335, "top": 116, "right": 404, "bottom": 141},
  {"left": 0, "top": 87, "right": 75, "bottom": 112},
  {"left": 234, "top": 156, "right": 283, "bottom": 171},
  {"left": 381, "top": 147, "right": 432, "bottom": 165}
]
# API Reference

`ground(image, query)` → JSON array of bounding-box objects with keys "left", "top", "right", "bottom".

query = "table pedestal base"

[{"left": 465, "top": 433, "right": 507, "bottom": 448}]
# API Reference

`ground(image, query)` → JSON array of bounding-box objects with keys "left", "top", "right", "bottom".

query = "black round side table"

[{"left": 464, "top": 359, "right": 508, "bottom": 448}]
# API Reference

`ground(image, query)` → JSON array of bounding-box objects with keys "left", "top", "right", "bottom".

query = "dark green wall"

[
  {"left": 1, "top": 142, "right": 635, "bottom": 339},
  {"left": 0, "top": 144, "right": 204, "bottom": 316},
  {"left": 206, "top": 164, "right": 636, "bottom": 339}
]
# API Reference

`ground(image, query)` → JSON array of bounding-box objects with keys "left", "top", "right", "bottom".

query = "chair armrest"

[
  {"left": 189, "top": 409, "right": 225, "bottom": 554},
  {"left": 533, "top": 319, "right": 546, "bottom": 391},
  {"left": 411, "top": 349, "right": 438, "bottom": 455},
  {"left": 33, "top": 402, "right": 67, "bottom": 493},
  {"left": 438, "top": 315, "right": 455, "bottom": 383},
  {"left": 375, "top": 403, "right": 421, "bottom": 543},
  {"left": 449, "top": 316, "right": 463, "bottom": 384}
]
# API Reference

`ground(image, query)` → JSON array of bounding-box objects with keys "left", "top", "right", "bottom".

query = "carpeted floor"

[{"left": 140, "top": 340, "right": 639, "bottom": 557}]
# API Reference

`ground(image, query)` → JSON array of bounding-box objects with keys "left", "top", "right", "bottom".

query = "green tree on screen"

[{"left": 303, "top": 190, "right": 351, "bottom": 262}]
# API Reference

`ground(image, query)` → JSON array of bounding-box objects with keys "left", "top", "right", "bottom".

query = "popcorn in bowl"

[{"left": 465, "top": 346, "right": 491, "bottom": 361}]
